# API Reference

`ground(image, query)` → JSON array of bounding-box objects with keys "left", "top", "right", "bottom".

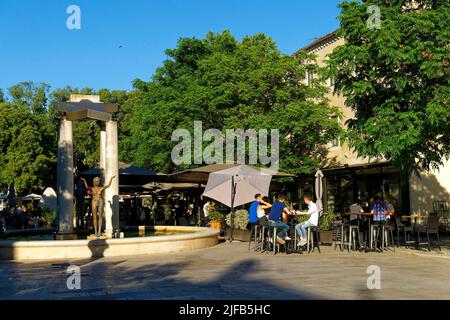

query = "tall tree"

[
  {"left": 329, "top": 0, "right": 450, "bottom": 174},
  {"left": 128, "top": 31, "right": 341, "bottom": 174},
  {"left": 0, "top": 102, "right": 56, "bottom": 192},
  {"left": 8, "top": 81, "right": 50, "bottom": 114}
]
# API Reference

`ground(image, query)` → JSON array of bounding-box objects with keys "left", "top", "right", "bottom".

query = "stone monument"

[{"left": 55, "top": 95, "right": 119, "bottom": 239}]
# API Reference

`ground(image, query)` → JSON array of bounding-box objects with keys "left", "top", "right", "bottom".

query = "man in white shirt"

[{"left": 295, "top": 194, "right": 319, "bottom": 247}]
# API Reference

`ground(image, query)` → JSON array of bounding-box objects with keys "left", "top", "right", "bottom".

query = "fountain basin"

[{"left": 0, "top": 226, "right": 219, "bottom": 261}]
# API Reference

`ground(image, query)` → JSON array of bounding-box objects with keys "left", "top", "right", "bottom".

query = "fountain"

[{"left": 0, "top": 95, "right": 218, "bottom": 261}]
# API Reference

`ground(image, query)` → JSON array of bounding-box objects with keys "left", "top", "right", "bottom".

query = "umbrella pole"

[{"left": 229, "top": 176, "right": 236, "bottom": 242}]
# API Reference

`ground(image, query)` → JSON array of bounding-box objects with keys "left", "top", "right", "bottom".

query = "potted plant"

[
  {"left": 319, "top": 212, "right": 340, "bottom": 245},
  {"left": 225, "top": 209, "right": 252, "bottom": 241},
  {"left": 39, "top": 206, "right": 57, "bottom": 229},
  {"left": 207, "top": 211, "right": 224, "bottom": 232}
]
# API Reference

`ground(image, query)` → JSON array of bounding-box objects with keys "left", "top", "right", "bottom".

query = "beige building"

[{"left": 298, "top": 31, "right": 450, "bottom": 219}]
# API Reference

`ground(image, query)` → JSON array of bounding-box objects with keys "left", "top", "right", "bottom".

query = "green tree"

[
  {"left": 8, "top": 81, "right": 50, "bottom": 114},
  {"left": 0, "top": 102, "right": 56, "bottom": 192},
  {"left": 128, "top": 31, "right": 341, "bottom": 174},
  {"left": 329, "top": 0, "right": 450, "bottom": 174}
]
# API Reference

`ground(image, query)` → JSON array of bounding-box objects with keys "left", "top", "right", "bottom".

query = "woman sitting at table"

[{"left": 258, "top": 197, "right": 272, "bottom": 226}]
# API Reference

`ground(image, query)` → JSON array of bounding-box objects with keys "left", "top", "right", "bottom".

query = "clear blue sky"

[{"left": 0, "top": 0, "right": 342, "bottom": 92}]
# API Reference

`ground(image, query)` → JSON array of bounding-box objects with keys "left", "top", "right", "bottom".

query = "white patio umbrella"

[
  {"left": 315, "top": 170, "right": 324, "bottom": 215},
  {"left": 22, "top": 193, "right": 43, "bottom": 201},
  {"left": 202, "top": 165, "right": 273, "bottom": 241}
]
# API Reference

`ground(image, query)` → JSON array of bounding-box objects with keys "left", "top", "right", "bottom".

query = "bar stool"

[
  {"left": 306, "top": 226, "right": 321, "bottom": 253},
  {"left": 267, "top": 225, "right": 282, "bottom": 254},
  {"left": 248, "top": 223, "right": 260, "bottom": 251},
  {"left": 332, "top": 221, "right": 344, "bottom": 251},
  {"left": 346, "top": 223, "right": 362, "bottom": 251},
  {"left": 383, "top": 222, "right": 396, "bottom": 252}
]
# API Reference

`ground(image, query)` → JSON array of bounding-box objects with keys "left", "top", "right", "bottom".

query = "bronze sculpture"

[{"left": 81, "top": 176, "right": 116, "bottom": 236}]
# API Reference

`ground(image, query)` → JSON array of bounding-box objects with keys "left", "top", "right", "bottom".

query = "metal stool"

[
  {"left": 344, "top": 224, "right": 362, "bottom": 251},
  {"left": 306, "top": 226, "right": 321, "bottom": 253},
  {"left": 248, "top": 223, "right": 260, "bottom": 251}
]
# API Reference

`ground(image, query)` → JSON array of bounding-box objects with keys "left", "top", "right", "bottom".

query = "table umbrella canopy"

[
  {"left": 80, "top": 162, "right": 157, "bottom": 185},
  {"left": 22, "top": 193, "right": 43, "bottom": 201},
  {"left": 202, "top": 165, "right": 272, "bottom": 208},
  {"left": 315, "top": 170, "right": 324, "bottom": 215},
  {"left": 170, "top": 163, "right": 294, "bottom": 184}
]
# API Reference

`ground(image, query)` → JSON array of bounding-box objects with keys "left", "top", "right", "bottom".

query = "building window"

[
  {"left": 330, "top": 137, "right": 340, "bottom": 148},
  {"left": 329, "top": 75, "right": 336, "bottom": 87},
  {"left": 307, "top": 70, "right": 314, "bottom": 87}
]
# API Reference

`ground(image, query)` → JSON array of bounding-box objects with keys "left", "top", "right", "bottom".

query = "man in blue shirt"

[
  {"left": 249, "top": 194, "right": 262, "bottom": 224},
  {"left": 268, "top": 194, "right": 291, "bottom": 245}
]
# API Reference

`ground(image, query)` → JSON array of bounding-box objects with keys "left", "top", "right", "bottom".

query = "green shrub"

[
  {"left": 39, "top": 206, "right": 56, "bottom": 227},
  {"left": 226, "top": 209, "right": 249, "bottom": 230},
  {"left": 319, "top": 212, "right": 341, "bottom": 231},
  {"left": 207, "top": 211, "right": 225, "bottom": 221}
]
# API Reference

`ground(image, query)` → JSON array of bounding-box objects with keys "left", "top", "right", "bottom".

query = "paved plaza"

[{"left": 1, "top": 241, "right": 450, "bottom": 300}]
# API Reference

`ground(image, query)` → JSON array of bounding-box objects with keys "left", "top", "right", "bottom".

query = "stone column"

[
  {"left": 56, "top": 117, "right": 76, "bottom": 239},
  {"left": 104, "top": 120, "right": 119, "bottom": 237},
  {"left": 99, "top": 124, "right": 106, "bottom": 182}
]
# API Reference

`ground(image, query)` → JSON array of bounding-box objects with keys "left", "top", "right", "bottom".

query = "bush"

[
  {"left": 39, "top": 206, "right": 57, "bottom": 227},
  {"left": 207, "top": 211, "right": 225, "bottom": 222},
  {"left": 319, "top": 212, "right": 340, "bottom": 231},
  {"left": 226, "top": 209, "right": 249, "bottom": 230}
]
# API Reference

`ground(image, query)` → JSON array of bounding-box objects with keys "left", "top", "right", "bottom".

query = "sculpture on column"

[{"left": 81, "top": 176, "right": 115, "bottom": 237}]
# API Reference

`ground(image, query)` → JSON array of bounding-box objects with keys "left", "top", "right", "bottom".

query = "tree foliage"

[
  {"left": 0, "top": 102, "right": 56, "bottom": 192},
  {"left": 128, "top": 31, "right": 341, "bottom": 174},
  {"left": 329, "top": 0, "right": 450, "bottom": 174}
]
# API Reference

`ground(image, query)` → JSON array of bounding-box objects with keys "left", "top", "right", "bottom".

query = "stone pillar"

[
  {"left": 104, "top": 120, "right": 119, "bottom": 237},
  {"left": 56, "top": 117, "right": 76, "bottom": 239},
  {"left": 99, "top": 124, "right": 106, "bottom": 181}
]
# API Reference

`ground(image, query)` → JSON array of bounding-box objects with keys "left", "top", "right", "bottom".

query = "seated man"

[
  {"left": 371, "top": 195, "right": 387, "bottom": 224},
  {"left": 349, "top": 199, "right": 364, "bottom": 225},
  {"left": 268, "top": 194, "right": 291, "bottom": 245},
  {"left": 249, "top": 194, "right": 262, "bottom": 226},
  {"left": 295, "top": 194, "right": 319, "bottom": 247}
]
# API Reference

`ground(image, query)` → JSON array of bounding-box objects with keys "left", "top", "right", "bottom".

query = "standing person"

[
  {"left": 295, "top": 194, "right": 319, "bottom": 247},
  {"left": 268, "top": 194, "right": 291, "bottom": 245}
]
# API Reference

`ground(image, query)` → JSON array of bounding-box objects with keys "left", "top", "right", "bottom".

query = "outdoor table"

[
  {"left": 342, "top": 212, "right": 395, "bottom": 251},
  {"left": 286, "top": 212, "right": 307, "bottom": 252}
]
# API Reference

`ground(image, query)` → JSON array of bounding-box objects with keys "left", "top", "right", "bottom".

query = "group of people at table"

[{"left": 249, "top": 193, "right": 396, "bottom": 250}]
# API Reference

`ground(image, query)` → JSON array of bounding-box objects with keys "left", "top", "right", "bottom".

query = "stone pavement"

[{"left": 0, "top": 242, "right": 449, "bottom": 300}]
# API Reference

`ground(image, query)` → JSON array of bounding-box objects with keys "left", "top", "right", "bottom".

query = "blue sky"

[{"left": 0, "top": 0, "right": 342, "bottom": 92}]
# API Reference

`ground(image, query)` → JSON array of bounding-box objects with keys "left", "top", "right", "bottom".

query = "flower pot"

[
  {"left": 226, "top": 228, "right": 252, "bottom": 242},
  {"left": 320, "top": 230, "right": 333, "bottom": 245},
  {"left": 208, "top": 220, "right": 222, "bottom": 232}
]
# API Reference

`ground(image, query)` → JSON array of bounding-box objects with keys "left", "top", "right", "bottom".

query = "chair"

[
  {"left": 395, "top": 216, "right": 415, "bottom": 248},
  {"left": 417, "top": 216, "right": 441, "bottom": 251}
]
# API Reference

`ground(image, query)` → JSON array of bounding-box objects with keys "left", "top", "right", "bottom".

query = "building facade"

[{"left": 299, "top": 31, "right": 450, "bottom": 217}]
